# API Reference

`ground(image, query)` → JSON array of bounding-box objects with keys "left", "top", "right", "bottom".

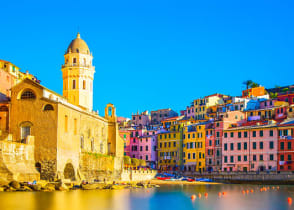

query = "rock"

[
  {"left": 81, "top": 183, "right": 99, "bottom": 190},
  {"left": 23, "top": 186, "right": 33, "bottom": 191},
  {"left": 9, "top": 181, "right": 21, "bottom": 190},
  {"left": 112, "top": 185, "right": 125, "bottom": 190},
  {"left": 30, "top": 184, "right": 42, "bottom": 191},
  {"left": 0, "top": 177, "right": 9, "bottom": 186},
  {"left": 37, "top": 180, "right": 48, "bottom": 188},
  {"left": 55, "top": 182, "right": 68, "bottom": 191},
  {"left": 103, "top": 184, "right": 114, "bottom": 190}
]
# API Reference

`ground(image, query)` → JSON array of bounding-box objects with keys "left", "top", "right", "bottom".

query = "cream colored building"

[{"left": 8, "top": 33, "right": 124, "bottom": 181}]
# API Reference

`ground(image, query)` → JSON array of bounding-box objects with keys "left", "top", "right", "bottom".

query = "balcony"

[{"left": 62, "top": 63, "right": 92, "bottom": 68}]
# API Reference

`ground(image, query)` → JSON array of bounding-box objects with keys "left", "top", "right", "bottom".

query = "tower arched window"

[
  {"left": 76, "top": 48, "right": 79, "bottom": 53},
  {"left": 72, "top": 80, "right": 76, "bottom": 89},
  {"left": 83, "top": 58, "right": 86, "bottom": 65},
  {"left": 21, "top": 90, "right": 36, "bottom": 99},
  {"left": 83, "top": 80, "right": 86, "bottom": 90},
  {"left": 91, "top": 138, "right": 94, "bottom": 152},
  {"left": 73, "top": 58, "right": 77, "bottom": 64},
  {"left": 80, "top": 136, "right": 84, "bottom": 149}
]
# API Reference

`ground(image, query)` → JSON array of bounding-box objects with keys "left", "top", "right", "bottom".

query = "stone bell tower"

[{"left": 62, "top": 32, "right": 95, "bottom": 111}]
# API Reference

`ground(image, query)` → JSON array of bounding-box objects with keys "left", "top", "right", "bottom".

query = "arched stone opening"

[
  {"left": 35, "top": 162, "right": 41, "bottom": 173},
  {"left": 64, "top": 163, "right": 75, "bottom": 180}
]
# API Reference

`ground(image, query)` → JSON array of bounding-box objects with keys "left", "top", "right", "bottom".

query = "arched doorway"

[
  {"left": 64, "top": 163, "right": 75, "bottom": 180},
  {"left": 35, "top": 162, "right": 41, "bottom": 173}
]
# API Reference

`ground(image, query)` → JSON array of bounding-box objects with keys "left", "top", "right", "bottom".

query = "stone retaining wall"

[
  {"left": 121, "top": 170, "right": 157, "bottom": 182},
  {"left": 79, "top": 152, "right": 123, "bottom": 181},
  {"left": 0, "top": 136, "right": 40, "bottom": 181}
]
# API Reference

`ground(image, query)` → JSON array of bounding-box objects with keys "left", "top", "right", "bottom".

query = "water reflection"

[{"left": 0, "top": 185, "right": 294, "bottom": 210}]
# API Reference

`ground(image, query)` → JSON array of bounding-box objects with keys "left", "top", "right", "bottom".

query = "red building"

[{"left": 277, "top": 120, "right": 294, "bottom": 171}]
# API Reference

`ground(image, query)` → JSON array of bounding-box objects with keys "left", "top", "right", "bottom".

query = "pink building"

[
  {"left": 205, "top": 111, "right": 245, "bottom": 172},
  {"left": 132, "top": 111, "right": 151, "bottom": 127},
  {"left": 186, "top": 104, "right": 195, "bottom": 119},
  {"left": 129, "top": 128, "right": 158, "bottom": 168},
  {"left": 222, "top": 123, "right": 278, "bottom": 172}
]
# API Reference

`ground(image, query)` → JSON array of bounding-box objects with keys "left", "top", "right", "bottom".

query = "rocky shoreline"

[{"left": 0, "top": 179, "right": 160, "bottom": 192}]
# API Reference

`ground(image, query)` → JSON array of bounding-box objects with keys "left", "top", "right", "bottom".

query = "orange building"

[{"left": 242, "top": 86, "right": 266, "bottom": 98}]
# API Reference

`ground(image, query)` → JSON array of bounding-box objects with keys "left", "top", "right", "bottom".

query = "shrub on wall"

[
  {"left": 131, "top": 158, "right": 139, "bottom": 167},
  {"left": 124, "top": 156, "right": 131, "bottom": 165},
  {"left": 139, "top": 159, "right": 146, "bottom": 167}
]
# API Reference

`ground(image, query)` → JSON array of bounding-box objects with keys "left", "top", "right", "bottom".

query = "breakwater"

[{"left": 183, "top": 171, "right": 294, "bottom": 184}]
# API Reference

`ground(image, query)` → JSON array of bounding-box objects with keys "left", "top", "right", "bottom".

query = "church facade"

[{"left": 8, "top": 33, "right": 124, "bottom": 181}]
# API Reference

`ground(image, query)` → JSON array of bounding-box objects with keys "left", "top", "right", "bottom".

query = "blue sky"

[{"left": 1, "top": 0, "right": 294, "bottom": 117}]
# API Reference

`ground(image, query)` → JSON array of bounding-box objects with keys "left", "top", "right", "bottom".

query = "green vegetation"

[
  {"left": 86, "top": 152, "right": 114, "bottom": 159},
  {"left": 139, "top": 159, "right": 146, "bottom": 167},
  {"left": 131, "top": 158, "right": 140, "bottom": 167},
  {"left": 123, "top": 156, "right": 131, "bottom": 165},
  {"left": 269, "top": 92, "right": 278, "bottom": 99},
  {"left": 243, "top": 80, "right": 260, "bottom": 89}
]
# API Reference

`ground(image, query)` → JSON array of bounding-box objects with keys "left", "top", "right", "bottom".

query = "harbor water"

[{"left": 0, "top": 184, "right": 294, "bottom": 210}]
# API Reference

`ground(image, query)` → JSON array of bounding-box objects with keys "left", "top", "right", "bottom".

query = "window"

[
  {"left": 21, "top": 90, "right": 36, "bottom": 99},
  {"left": 288, "top": 142, "right": 292, "bottom": 150},
  {"left": 244, "top": 132, "right": 248, "bottom": 138},
  {"left": 72, "top": 80, "right": 76, "bottom": 89},
  {"left": 288, "top": 155, "right": 292, "bottom": 161},
  {"left": 80, "top": 136, "right": 84, "bottom": 149},
  {"left": 146, "top": 155, "right": 148, "bottom": 161},
  {"left": 73, "top": 58, "right": 76, "bottom": 63},
  {"left": 259, "top": 130, "right": 263, "bottom": 137},
  {"left": 224, "top": 132, "right": 227, "bottom": 138},
  {"left": 21, "top": 124, "right": 31, "bottom": 141},
  {"left": 244, "top": 155, "right": 247, "bottom": 161},
  {"left": 270, "top": 154, "right": 274, "bottom": 161},
  {"left": 253, "top": 131, "right": 256, "bottom": 137},
  {"left": 65, "top": 115, "right": 68, "bottom": 132},
  {"left": 244, "top": 142, "right": 247, "bottom": 150},
  {"left": 280, "top": 142, "right": 284, "bottom": 150},
  {"left": 253, "top": 142, "right": 256, "bottom": 149},
  {"left": 230, "top": 143, "right": 234, "bottom": 151},
  {"left": 193, "top": 153, "right": 195, "bottom": 159},
  {"left": 146, "top": 146, "right": 148, "bottom": 151},
  {"left": 216, "top": 132, "right": 220, "bottom": 137},
  {"left": 269, "top": 130, "right": 273, "bottom": 137},
  {"left": 230, "top": 132, "right": 234, "bottom": 138},
  {"left": 269, "top": 141, "right": 274, "bottom": 149},
  {"left": 188, "top": 153, "right": 191, "bottom": 159},
  {"left": 91, "top": 138, "right": 94, "bottom": 152},
  {"left": 74, "top": 118, "right": 77, "bottom": 135},
  {"left": 260, "top": 155, "right": 263, "bottom": 161},
  {"left": 224, "top": 156, "right": 227, "bottom": 163},
  {"left": 238, "top": 156, "right": 241, "bottom": 161},
  {"left": 224, "top": 143, "right": 227, "bottom": 151},
  {"left": 253, "top": 155, "right": 256, "bottom": 161},
  {"left": 230, "top": 156, "right": 234, "bottom": 163},
  {"left": 83, "top": 80, "right": 86, "bottom": 90},
  {"left": 260, "top": 142, "right": 263, "bottom": 149},
  {"left": 238, "top": 132, "right": 241, "bottom": 138},
  {"left": 280, "top": 155, "right": 284, "bottom": 161},
  {"left": 173, "top": 142, "right": 176, "bottom": 147},
  {"left": 238, "top": 143, "right": 241, "bottom": 150},
  {"left": 44, "top": 104, "right": 54, "bottom": 111}
]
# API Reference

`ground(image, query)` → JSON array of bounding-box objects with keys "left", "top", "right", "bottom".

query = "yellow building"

[
  {"left": 157, "top": 124, "right": 183, "bottom": 171},
  {"left": 194, "top": 94, "right": 225, "bottom": 121},
  {"left": 8, "top": 33, "right": 124, "bottom": 181},
  {"left": 183, "top": 123, "right": 206, "bottom": 172}
]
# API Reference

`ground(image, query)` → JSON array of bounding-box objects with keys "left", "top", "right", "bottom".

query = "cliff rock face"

[{"left": 0, "top": 136, "right": 40, "bottom": 182}]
